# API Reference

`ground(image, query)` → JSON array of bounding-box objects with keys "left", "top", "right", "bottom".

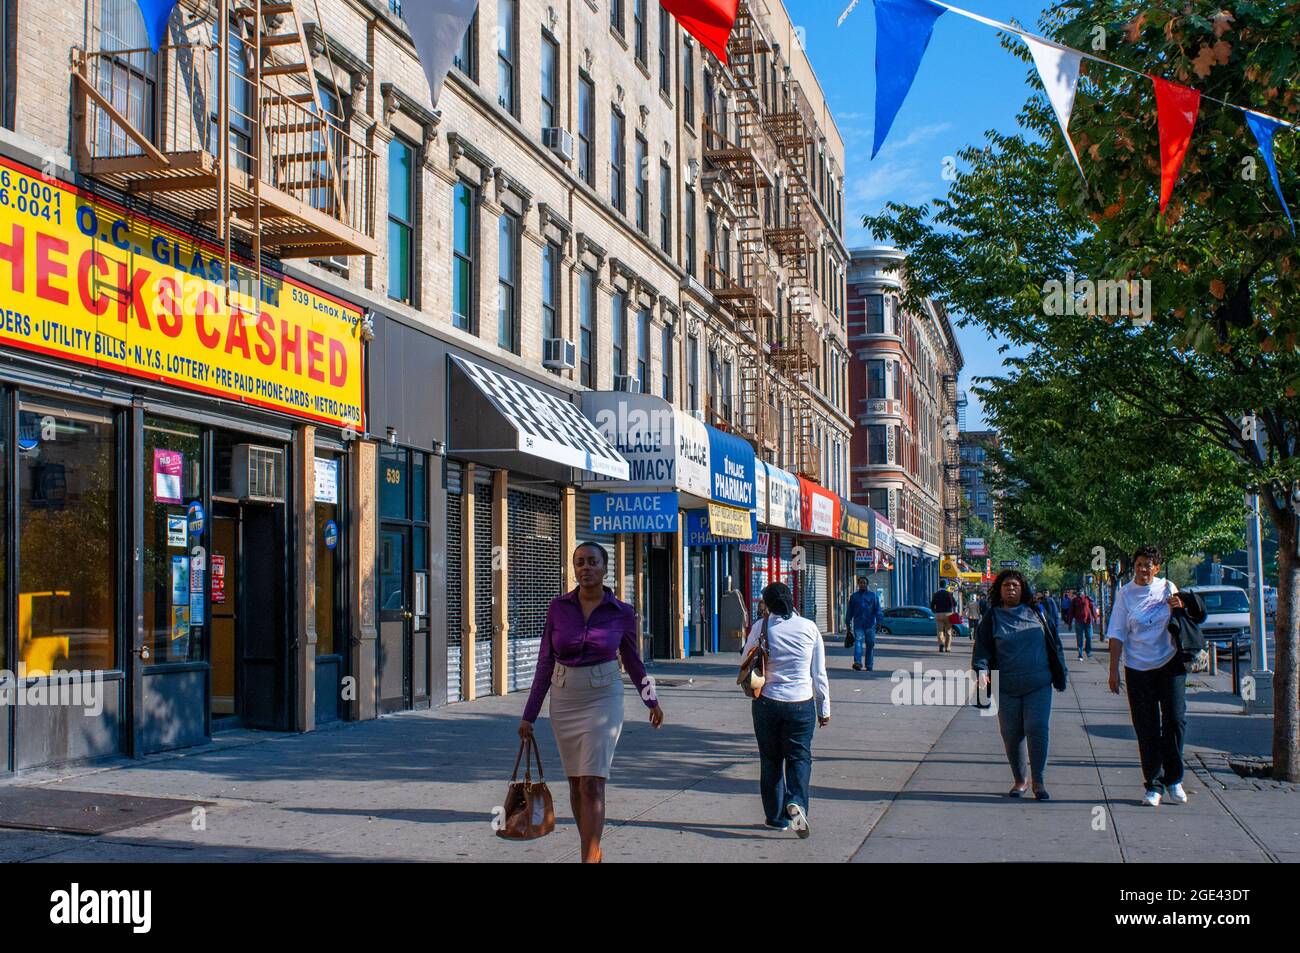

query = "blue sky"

[{"left": 783, "top": 0, "right": 1054, "bottom": 426}]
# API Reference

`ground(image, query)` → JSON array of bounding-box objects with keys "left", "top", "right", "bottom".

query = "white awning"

[{"left": 448, "top": 356, "right": 630, "bottom": 481}]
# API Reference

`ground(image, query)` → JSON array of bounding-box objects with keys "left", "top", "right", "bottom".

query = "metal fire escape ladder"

[{"left": 942, "top": 373, "right": 962, "bottom": 553}]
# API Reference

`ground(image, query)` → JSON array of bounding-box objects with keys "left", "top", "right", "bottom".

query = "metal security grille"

[
  {"left": 506, "top": 488, "right": 561, "bottom": 692},
  {"left": 807, "top": 542, "right": 829, "bottom": 632},
  {"left": 446, "top": 476, "right": 463, "bottom": 704},
  {"left": 474, "top": 481, "right": 494, "bottom": 698},
  {"left": 779, "top": 534, "right": 793, "bottom": 587}
]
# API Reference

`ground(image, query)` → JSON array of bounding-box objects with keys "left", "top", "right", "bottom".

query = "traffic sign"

[{"left": 1000, "top": 560, "right": 1019, "bottom": 568}]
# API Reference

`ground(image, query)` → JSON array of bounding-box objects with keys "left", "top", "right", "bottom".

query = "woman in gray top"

[{"left": 973, "top": 570, "right": 1067, "bottom": 800}]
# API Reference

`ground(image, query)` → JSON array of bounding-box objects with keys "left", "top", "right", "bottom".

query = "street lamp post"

[{"left": 1243, "top": 493, "right": 1273, "bottom": 713}]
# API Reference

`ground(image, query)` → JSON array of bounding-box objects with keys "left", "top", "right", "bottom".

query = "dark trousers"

[
  {"left": 996, "top": 684, "right": 1053, "bottom": 786},
  {"left": 1125, "top": 656, "right": 1187, "bottom": 791},
  {"left": 1075, "top": 623, "right": 1093, "bottom": 657},
  {"left": 751, "top": 695, "right": 816, "bottom": 825}
]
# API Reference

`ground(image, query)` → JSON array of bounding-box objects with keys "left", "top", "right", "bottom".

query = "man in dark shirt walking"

[{"left": 931, "top": 587, "right": 957, "bottom": 653}]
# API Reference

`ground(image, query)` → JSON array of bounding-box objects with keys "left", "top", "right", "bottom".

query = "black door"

[
  {"left": 378, "top": 523, "right": 412, "bottom": 712},
  {"left": 649, "top": 545, "right": 671, "bottom": 658},
  {"left": 239, "top": 502, "right": 289, "bottom": 729}
]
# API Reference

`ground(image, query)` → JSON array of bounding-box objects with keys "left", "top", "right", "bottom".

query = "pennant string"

[{"left": 842, "top": 0, "right": 1297, "bottom": 132}]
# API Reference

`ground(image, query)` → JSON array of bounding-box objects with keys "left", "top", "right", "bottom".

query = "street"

[{"left": 1, "top": 630, "right": 1294, "bottom": 863}]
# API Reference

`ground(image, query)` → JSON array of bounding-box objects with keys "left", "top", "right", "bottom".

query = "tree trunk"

[{"left": 1274, "top": 518, "right": 1300, "bottom": 781}]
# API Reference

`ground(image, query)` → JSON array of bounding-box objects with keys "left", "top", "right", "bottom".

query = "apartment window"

[
  {"left": 868, "top": 361, "right": 889, "bottom": 397},
  {"left": 866, "top": 294, "right": 884, "bottom": 333},
  {"left": 387, "top": 137, "right": 416, "bottom": 303},
  {"left": 661, "top": 325, "right": 674, "bottom": 400},
  {"left": 659, "top": 160, "right": 672, "bottom": 254},
  {"left": 868, "top": 425, "right": 888, "bottom": 465},
  {"left": 705, "top": 209, "right": 717, "bottom": 287},
  {"left": 498, "top": 211, "right": 520, "bottom": 352},
  {"left": 721, "top": 358, "right": 733, "bottom": 422},
  {"left": 497, "top": 0, "right": 517, "bottom": 115},
  {"left": 684, "top": 188, "right": 697, "bottom": 277},
  {"left": 540, "top": 32, "right": 559, "bottom": 130},
  {"left": 682, "top": 42, "right": 695, "bottom": 123},
  {"left": 709, "top": 351, "right": 720, "bottom": 415},
  {"left": 687, "top": 335, "right": 699, "bottom": 411},
  {"left": 634, "top": 134, "right": 648, "bottom": 232},
  {"left": 611, "top": 108, "right": 626, "bottom": 213},
  {"left": 452, "top": 180, "right": 476, "bottom": 331},
  {"left": 578, "top": 74, "right": 595, "bottom": 185},
  {"left": 580, "top": 268, "right": 596, "bottom": 388},
  {"left": 658, "top": 6, "right": 671, "bottom": 95},
  {"left": 721, "top": 224, "right": 732, "bottom": 279},
  {"left": 453, "top": 11, "right": 478, "bottom": 79},
  {"left": 612, "top": 292, "right": 629, "bottom": 380},
  {"left": 633, "top": 0, "right": 647, "bottom": 64},
  {"left": 610, "top": 0, "right": 624, "bottom": 34},
  {"left": 636, "top": 307, "right": 651, "bottom": 394},
  {"left": 98, "top": 0, "right": 157, "bottom": 156},
  {"left": 542, "top": 241, "right": 560, "bottom": 344}
]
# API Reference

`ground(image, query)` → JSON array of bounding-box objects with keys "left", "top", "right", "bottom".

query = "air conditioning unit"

[
  {"left": 231, "top": 444, "right": 286, "bottom": 502},
  {"left": 690, "top": 409, "right": 706, "bottom": 423},
  {"left": 613, "top": 374, "right": 640, "bottom": 393},
  {"left": 542, "top": 127, "right": 575, "bottom": 162},
  {"left": 543, "top": 337, "right": 577, "bottom": 370}
]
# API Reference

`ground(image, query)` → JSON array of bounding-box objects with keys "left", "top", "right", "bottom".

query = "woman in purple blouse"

[{"left": 519, "top": 542, "right": 665, "bottom": 863}]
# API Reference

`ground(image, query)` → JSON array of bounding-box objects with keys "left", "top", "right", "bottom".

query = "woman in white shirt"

[
  {"left": 1106, "top": 545, "right": 1192, "bottom": 807},
  {"left": 741, "top": 582, "right": 831, "bottom": 838}
]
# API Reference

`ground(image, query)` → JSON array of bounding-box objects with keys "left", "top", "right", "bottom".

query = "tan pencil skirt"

[{"left": 548, "top": 660, "right": 625, "bottom": 779}]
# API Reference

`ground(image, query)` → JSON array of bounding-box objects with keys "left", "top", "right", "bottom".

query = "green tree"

[{"left": 865, "top": 1, "right": 1300, "bottom": 777}]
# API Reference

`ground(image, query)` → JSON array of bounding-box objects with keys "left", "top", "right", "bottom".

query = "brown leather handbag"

[
  {"left": 737, "top": 614, "right": 770, "bottom": 698},
  {"left": 497, "top": 736, "right": 555, "bottom": 840}
]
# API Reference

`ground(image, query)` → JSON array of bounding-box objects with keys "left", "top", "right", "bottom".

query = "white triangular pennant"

[
  {"left": 402, "top": 0, "right": 480, "bottom": 109},
  {"left": 1023, "top": 35, "right": 1085, "bottom": 181}
]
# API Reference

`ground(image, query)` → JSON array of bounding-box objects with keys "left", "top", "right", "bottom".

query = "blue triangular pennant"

[
  {"left": 1244, "top": 110, "right": 1295, "bottom": 235},
  {"left": 135, "top": 0, "right": 180, "bottom": 53},
  {"left": 872, "top": 0, "right": 946, "bottom": 159}
]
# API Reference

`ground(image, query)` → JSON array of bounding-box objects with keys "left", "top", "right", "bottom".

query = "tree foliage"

[{"left": 863, "top": 0, "right": 1300, "bottom": 776}]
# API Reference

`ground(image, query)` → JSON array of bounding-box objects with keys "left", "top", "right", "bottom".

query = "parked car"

[
  {"left": 1184, "top": 585, "right": 1252, "bottom": 659},
  {"left": 876, "top": 606, "right": 970, "bottom": 640}
]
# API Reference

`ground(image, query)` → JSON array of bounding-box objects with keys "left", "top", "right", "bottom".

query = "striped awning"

[{"left": 448, "top": 356, "right": 630, "bottom": 481}]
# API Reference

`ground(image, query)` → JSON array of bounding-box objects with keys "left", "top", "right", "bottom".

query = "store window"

[
  {"left": 18, "top": 398, "right": 118, "bottom": 673},
  {"left": 143, "top": 417, "right": 204, "bottom": 665}
]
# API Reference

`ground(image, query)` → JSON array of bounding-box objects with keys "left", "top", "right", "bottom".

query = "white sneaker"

[
  {"left": 1142, "top": 789, "right": 1161, "bottom": 807},
  {"left": 1167, "top": 783, "right": 1188, "bottom": 803},
  {"left": 786, "top": 802, "right": 811, "bottom": 839},
  {"left": 1077, "top": 655, "right": 1085, "bottom": 661}
]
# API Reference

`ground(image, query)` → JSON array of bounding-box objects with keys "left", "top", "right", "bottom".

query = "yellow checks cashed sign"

[{"left": 0, "top": 157, "right": 364, "bottom": 428}]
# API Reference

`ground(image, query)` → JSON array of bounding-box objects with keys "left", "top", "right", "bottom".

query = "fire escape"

[
  {"left": 942, "top": 374, "right": 963, "bottom": 554},
  {"left": 71, "top": 0, "right": 377, "bottom": 307},
  {"left": 703, "top": 0, "right": 824, "bottom": 479}
]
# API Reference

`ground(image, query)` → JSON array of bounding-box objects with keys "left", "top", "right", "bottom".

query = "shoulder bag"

[
  {"left": 738, "top": 614, "right": 770, "bottom": 698},
  {"left": 497, "top": 736, "right": 555, "bottom": 840}
]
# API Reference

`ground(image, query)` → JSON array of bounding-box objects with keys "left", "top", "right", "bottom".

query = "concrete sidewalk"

[{"left": 0, "top": 630, "right": 1294, "bottom": 862}]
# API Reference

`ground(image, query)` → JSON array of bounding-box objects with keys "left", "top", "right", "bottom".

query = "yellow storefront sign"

[
  {"left": 0, "top": 157, "right": 364, "bottom": 428},
  {"left": 940, "top": 555, "right": 982, "bottom": 583},
  {"left": 707, "top": 502, "right": 752, "bottom": 540}
]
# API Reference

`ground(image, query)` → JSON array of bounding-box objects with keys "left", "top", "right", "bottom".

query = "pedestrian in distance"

[
  {"left": 519, "top": 542, "right": 665, "bottom": 863},
  {"left": 743, "top": 581, "right": 830, "bottom": 838},
  {"left": 1035, "top": 588, "right": 1062, "bottom": 630},
  {"left": 972, "top": 570, "right": 1067, "bottom": 801},
  {"left": 966, "top": 590, "right": 981, "bottom": 638},
  {"left": 930, "top": 585, "right": 957, "bottom": 653},
  {"left": 845, "top": 575, "right": 884, "bottom": 671},
  {"left": 1059, "top": 590, "right": 1073, "bottom": 635},
  {"left": 1071, "top": 591, "right": 1098, "bottom": 660},
  {"left": 1106, "top": 546, "right": 1205, "bottom": 808}
]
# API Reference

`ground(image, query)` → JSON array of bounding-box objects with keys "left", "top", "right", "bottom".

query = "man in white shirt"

[{"left": 1107, "top": 545, "right": 1189, "bottom": 807}]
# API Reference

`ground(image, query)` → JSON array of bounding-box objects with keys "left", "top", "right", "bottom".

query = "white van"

[{"left": 1183, "top": 585, "right": 1252, "bottom": 658}]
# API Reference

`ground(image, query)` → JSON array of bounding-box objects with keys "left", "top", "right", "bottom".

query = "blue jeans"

[
  {"left": 1075, "top": 623, "right": 1093, "bottom": 657},
  {"left": 997, "top": 684, "right": 1053, "bottom": 786},
  {"left": 751, "top": 695, "right": 816, "bottom": 826},
  {"left": 853, "top": 625, "right": 877, "bottom": 669}
]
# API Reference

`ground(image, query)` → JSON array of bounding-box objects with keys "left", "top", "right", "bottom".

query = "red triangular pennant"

[
  {"left": 1152, "top": 77, "right": 1201, "bottom": 215},
  {"left": 659, "top": 0, "right": 739, "bottom": 65}
]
